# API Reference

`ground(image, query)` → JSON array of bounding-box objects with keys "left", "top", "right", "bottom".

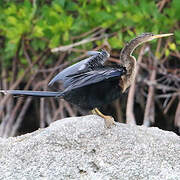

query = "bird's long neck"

[
  {"left": 120, "top": 56, "right": 136, "bottom": 92},
  {"left": 120, "top": 36, "right": 144, "bottom": 69},
  {"left": 119, "top": 36, "right": 144, "bottom": 92}
]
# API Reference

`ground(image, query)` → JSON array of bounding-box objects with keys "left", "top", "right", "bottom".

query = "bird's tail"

[{"left": 0, "top": 90, "right": 63, "bottom": 97}]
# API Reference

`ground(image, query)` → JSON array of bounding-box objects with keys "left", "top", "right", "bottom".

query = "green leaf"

[
  {"left": 43, "top": 28, "right": 53, "bottom": 39},
  {"left": 165, "top": 49, "right": 170, "bottom": 57},
  {"left": 7, "top": 16, "right": 17, "bottom": 25},
  {"left": 49, "top": 34, "right": 60, "bottom": 48},
  {"left": 63, "top": 31, "right": 69, "bottom": 42},
  {"left": 169, "top": 43, "right": 176, "bottom": 51},
  {"left": 20, "top": 57, "right": 28, "bottom": 65},
  {"left": 54, "top": 0, "right": 66, "bottom": 8},
  {"left": 174, "top": 30, "right": 180, "bottom": 45},
  {"left": 31, "top": 39, "right": 46, "bottom": 51},
  {"left": 108, "top": 36, "right": 123, "bottom": 49},
  {"left": 33, "top": 26, "right": 44, "bottom": 38}
]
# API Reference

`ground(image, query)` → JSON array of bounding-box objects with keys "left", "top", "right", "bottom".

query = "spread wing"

[
  {"left": 48, "top": 50, "right": 110, "bottom": 88},
  {"left": 63, "top": 67, "right": 126, "bottom": 92}
]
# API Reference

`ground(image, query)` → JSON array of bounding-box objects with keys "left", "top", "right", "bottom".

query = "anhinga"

[{"left": 0, "top": 33, "right": 173, "bottom": 127}]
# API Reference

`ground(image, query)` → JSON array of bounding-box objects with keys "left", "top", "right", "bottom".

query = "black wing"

[
  {"left": 63, "top": 66, "right": 126, "bottom": 92},
  {"left": 48, "top": 49, "right": 110, "bottom": 88}
]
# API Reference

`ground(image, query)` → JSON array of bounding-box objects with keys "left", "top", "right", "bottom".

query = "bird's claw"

[
  {"left": 91, "top": 108, "right": 115, "bottom": 128},
  {"left": 104, "top": 115, "right": 115, "bottom": 128}
]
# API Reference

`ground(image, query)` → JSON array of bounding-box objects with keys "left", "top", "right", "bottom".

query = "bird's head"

[
  {"left": 136, "top": 32, "right": 173, "bottom": 44},
  {"left": 121, "top": 32, "right": 173, "bottom": 60}
]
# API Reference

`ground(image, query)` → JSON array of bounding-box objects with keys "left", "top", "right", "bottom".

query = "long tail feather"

[{"left": 0, "top": 90, "right": 63, "bottom": 97}]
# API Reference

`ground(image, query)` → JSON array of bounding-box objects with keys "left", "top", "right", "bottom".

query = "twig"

[
  {"left": 3, "top": 81, "right": 46, "bottom": 137},
  {"left": 52, "top": 99, "right": 64, "bottom": 121},
  {"left": 45, "top": 103, "right": 52, "bottom": 125},
  {"left": 174, "top": 99, "right": 180, "bottom": 127},
  {"left": 37, "top": 62, "right": 68, "bottom": 73},
  {"left": 71, "top": 27, "right": 102, "bottom": 40},
  {"left": 10, "top": 97, "right": 32, "bottom": 137},
  {"left": 155, "top": 92, "right": 180, "bottom": 98},
  {"left": 2, "top": 98, "right": 23, "bottom": 137},
  {"left": 143, "top": 80, "right": 179, "bottom": 92},
  {"left": 164, "top": 95, "right": 176, "bottom": 114},
  {"left": 2, "top": 48, "right": 48, "bottom": 137},
  {"left": 126, "top": 80, "right": 136, "bottom": 124},
  {"left": 143, "top": 58, "right": 156, "bottom": 126},
  {"left": 113, "top": 100, "right": 123, "bottom": 123},
  {"left": 23, "top": 37, "right": 33, "bottom": 67},
  {"left": 40, "top": 98, "right": 45, "bottom": 128},
  {"left": 64, "top": 101, "right": 76, "bottom": 117},
  {"left": 126, "top": 45, "right": 145, "bottom": 124},
  {"left": 0, "top": 49, "right": 50, "bottom": 117},
  {"left": 157, "top": 0, "right": 171, "bottom": 12},
  {"left": 143, "top": 39, "right": 161, "bottom": 126},
  {"left": 0, "top": 69, "right": 10, "bottom": 136},
  {"left": 0, "top": 41, "right": 21, "bottom": 136},
  {"left": 0, "top": 48, "right": 50, "bottom": 137},
  {"left": 50, "top": 98, "right": 56, "bottom": 115},
  {"left": 51, "top": 33, "right": 106, "bottom": 52}
]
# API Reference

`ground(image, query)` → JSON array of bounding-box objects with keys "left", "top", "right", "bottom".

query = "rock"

[{"left": 0, "top": 115, "right": 180, "bottom": 180}]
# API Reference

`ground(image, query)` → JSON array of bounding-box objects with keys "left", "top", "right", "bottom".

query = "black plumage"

[{"left": 62, "top": 65, "right": 126, "bottom": 110}]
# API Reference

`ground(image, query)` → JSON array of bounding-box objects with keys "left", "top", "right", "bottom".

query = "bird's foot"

[
  {"left": 92, "top": 108, "right": 115, "bottom": 128},
  {"left": 103, "top": 115, "right": 115, "bottom": 128}
]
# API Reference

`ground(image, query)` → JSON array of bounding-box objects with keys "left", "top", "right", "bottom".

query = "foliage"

[{"left": 0, "top": 0, "right": 179, "bottom": 66}]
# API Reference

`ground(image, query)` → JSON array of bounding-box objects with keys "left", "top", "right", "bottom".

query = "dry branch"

[
  {"left": 51, "top": 29, "right": 106, "bottom": 52},
  {"left": 52, "top": 100, "right": 65, "bottom": 121},
  {"left": 143, "top": 39, "right": 161, "bottom": 126},
  {"left": 10, "top": 97, "right": 32, "bottom": 137},
  {"left": 143, "top": 59, "right": 156, "bottom": 126},
  {"left": 174, "top": 99, "right": 180, "bottom": 128},
  {"left": 40, "top": 98, "right": 45, "bottom": 128},
  {"left": 126, "top": 46, "right": 145, "bottom": 124},
  {"left": 164, "top": 95, "right": 176, "bottom": 114},
  {"left": 0, "top": 49, "right": 50, "bottom": 117},
  {"left": 113, "top": 100, "right": 123, "bottom": 123}
]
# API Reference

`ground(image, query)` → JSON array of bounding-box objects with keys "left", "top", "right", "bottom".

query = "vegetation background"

[{"left": 0, "top": 0, "right": 179, "bottom": 137}]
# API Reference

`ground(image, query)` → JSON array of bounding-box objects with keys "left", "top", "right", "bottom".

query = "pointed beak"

[{"left": 152, "top": 33, "right": 173, "bottom": 40}]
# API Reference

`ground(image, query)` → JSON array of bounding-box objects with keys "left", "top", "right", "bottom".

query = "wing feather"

[
  {"left": 64, "top": 67, "right": 126, "bottom": 92},
  {"left": 48, "top": 49, "right": 109, "bottom": 87}
]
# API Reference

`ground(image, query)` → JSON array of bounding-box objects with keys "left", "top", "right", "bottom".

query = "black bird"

[{"left": 0, "top": 33, "right": 173, "bottom": 127}]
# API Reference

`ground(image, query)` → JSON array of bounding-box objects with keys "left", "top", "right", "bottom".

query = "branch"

[
  {"left": 40, "top": 98, "right": 45, "bottom": 128},
  {"left": 0, "top": 49, "right": 50, "bottom": 117},
  {"left": 143, "top": 59, "right": 156, "bottom": 126},
  {"left": 164, "top": 95, "right": 176, "bottom": 114},
  {"left": 51, "top": 30, "right": 106, "bottom": 53},
  {"left": 10, "top": 97, "right": 32, "bottom": 137},
  {"left": 174, "top": 99, "right": 180, "bottom": 128},
  {"left": 126, "top": 45, "right": 145, "bottom": 124},
  {"left": 143, "top": 39, "right": 161, "bottom": 126},
  {"left": 113, "top": 100, "right": 123, "bottom": 123},
  {"left": 52, "top": 100, "right": 65, "bottom": 121}
]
